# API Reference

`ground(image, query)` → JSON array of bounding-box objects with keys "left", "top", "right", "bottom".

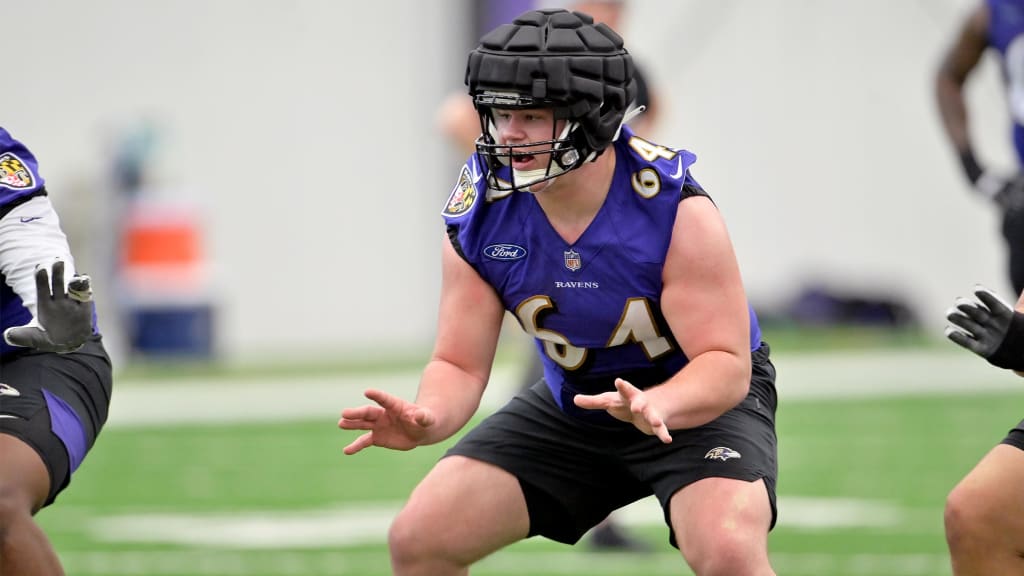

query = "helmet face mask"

[
  {"left": 474, "top": 94, "right": 586, "bottom": 192},
  {"left": 465, "top": 9, "right": 636, "bottom": 192}
]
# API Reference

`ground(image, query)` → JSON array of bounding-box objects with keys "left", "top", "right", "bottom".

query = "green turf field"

[{"left": 38, "top": 338, "right": 1024, "bottom": 576}]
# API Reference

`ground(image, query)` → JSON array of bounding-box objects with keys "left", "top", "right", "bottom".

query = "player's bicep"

[
  {"left": 660, "top": 197, "right": 749, "bottom": 360},
  {"left": 431, "top": 235, "right": 505, "bottom": 383},
  {"left": 939, "top": 3, "right": 989, "bottom": 82},
  {"left": 0, "top": 196, "right": 74, "bottom": 315}
]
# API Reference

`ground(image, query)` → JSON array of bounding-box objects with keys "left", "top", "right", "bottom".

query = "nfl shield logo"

[{"left": 564, "top": 249, "right": 581, "bottom": 271}]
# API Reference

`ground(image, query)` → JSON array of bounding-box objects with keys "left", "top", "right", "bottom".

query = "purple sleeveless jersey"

[
  {"left": 987, "top": 0, "right": 1024, "bottom": 163},
  {"left": 442, "top": 125, "right": 761, "bottom": 420},
  {"left": 0, "top": 127, "right": 48, "bottom": 355}
]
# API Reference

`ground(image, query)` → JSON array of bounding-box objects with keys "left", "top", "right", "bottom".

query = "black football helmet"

[{"left": 465, "top": 8, "right": 638, "bottom": 192}]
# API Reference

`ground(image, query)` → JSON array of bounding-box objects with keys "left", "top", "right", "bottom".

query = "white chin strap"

[
  {"left": 512, "top": 121, "right": 577, "bottom": 190},
  {"left": 512, "top": 166, "right": 563, "bottom": 189},
  {"left": 516, "top": 104, "right": 643, "bottom": 189}
]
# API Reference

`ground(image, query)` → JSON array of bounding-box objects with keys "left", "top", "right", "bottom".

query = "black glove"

[
  {"left": 945, "top": 285, "right": 1024, "bottom": 371},
  {"left": 959, "top": 151, "right": 1024, "bottom": 213},
  {"left": 3, "top": 260, "right": 94, "bottom": 353},
  {"left": 993, "top": 174, "right": 1024, "bottom": 214}
]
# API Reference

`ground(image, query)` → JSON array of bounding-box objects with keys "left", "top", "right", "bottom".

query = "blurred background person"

[
  {"left": 435, "top": 0, "right": 660, "bottom": 553},
  {"left": 936, "top": 0, "right": 1024, "bottom": 295},
  {"left": 0, "top": 127, "right": 113, "bottom": 575}
]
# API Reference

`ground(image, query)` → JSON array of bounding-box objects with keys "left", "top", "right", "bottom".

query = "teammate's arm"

[
  {"left": 0, "top": 196, "right": 93, "bottom": 353},
  {"left": 946, "top": 286, "right": 1024, "bottom": 374}
]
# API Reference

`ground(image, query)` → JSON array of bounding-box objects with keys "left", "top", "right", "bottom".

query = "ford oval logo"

[{"left": 483, "top": 243, "right": 527, "bottom": 261}]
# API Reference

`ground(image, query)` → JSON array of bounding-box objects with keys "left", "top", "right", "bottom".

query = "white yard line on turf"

[
  {"left": 86, "top": 496, "right": 910, "bottom": 549},
  {"left": 105, "top": 349, "right": 1022, "bottom": 429},
  {"left": 57, "top": 549, "right": 955, "bottom": 576}
]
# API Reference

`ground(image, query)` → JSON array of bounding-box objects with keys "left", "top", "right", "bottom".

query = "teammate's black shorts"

[
  {"left": 0, "top": 336, "right": 112, "bottom": 506},
  {"left": 445, "top": 342, "right": 778, "bottom": 547}
]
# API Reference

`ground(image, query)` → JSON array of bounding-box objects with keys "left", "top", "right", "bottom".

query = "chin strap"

[
  {"left": 511, "top": 121, "right": 578, "bottom": 189},
  {"left": 612, "top": 104, "right": 647, "bottom": 142}
]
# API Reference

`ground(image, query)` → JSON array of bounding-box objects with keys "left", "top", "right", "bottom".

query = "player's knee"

[
  {"left": 942, "top": 479, "right": 999, "bottom": 553},
  {"left": 684, "top": 530, "right": 765, "bottom": 576},
  {"left": 944, "top": 484, "right": 989, "bottom": 549},
  {"left": 388, "top": 506, "right": 437, "bottom": 568},
  {"left": 0, "top": 486, "right": 35, "bottom": 538}
]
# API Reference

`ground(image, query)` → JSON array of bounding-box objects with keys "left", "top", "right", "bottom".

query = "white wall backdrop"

[
  {"left": 621, "top": 0, "right": 1015, "bottom": 325},
  {"left": 6, "top": 0, "right": 1016, "bottom": 364}
]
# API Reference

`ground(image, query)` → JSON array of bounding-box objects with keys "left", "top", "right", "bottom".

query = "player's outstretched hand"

[
  {"left": 945, "top": 285, "right": 1024, "bottom": 371},
  {"left": 977, "top": 172, "right": 1024, "bottom": 214},
  {"left": 573, "top": 378, "right": 672, "bottom": 443},
  {"left": 338, "top": 389, "right": 437, "bottom": 455},
  {"left": 3, "top": 259, "right": 93, "bottom": 353}
]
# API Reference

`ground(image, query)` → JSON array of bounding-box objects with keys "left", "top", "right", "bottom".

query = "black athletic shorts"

[
  {"left": 0, "top": 336, "right": 112, "bottom": 506},
  {"left": 1002, "top": 420, "right": 1024, "bottom": 452},
  {"left": 445, "top": 342, "right": 778, "bottom": 547}
]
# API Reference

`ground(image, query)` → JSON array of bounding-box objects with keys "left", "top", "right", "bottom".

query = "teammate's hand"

[
  {"left": 573, "top": 378, "right": 672, "bottom": 443},
  {"left": 945, "top": 285, "right": 1024, "bottom": 371},
  {"left": 3, "top": 260, "right": 93, "bottom": 353},
  {"left": 338, "top": 389, "right": 437, "bottom": 455}
]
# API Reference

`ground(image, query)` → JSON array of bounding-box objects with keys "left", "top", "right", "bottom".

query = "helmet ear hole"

[{"left": 557, "top": 148, "right": 580, "bottom": 169}]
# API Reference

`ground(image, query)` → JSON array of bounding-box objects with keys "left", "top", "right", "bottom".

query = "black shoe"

[{"left": 587, "top": 521, "right": 652, "bottom": 553}]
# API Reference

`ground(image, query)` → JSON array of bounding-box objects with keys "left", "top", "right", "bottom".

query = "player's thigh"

[
  {"left": 669, "top": 476, "right": 773, "bottom": 561},
  {"left": 393, "top": 455, "right": 529, "bottom": 561},
  {"left": 949, "top": 442, "right": 1024, "bottom": 536},
  {"left": 447, "top": 383, "right": 647, "bottom": 544},
  {"left": 645, "top": 345, "right": 778, "bottom": 550},
  {"left": 0, "top": 341, "right": 111, "bottom": 507},
  {"left": 0, "top": 433, "right": 51, "bottom": 513}
]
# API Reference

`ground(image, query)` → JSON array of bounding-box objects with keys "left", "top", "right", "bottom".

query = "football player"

[
  {"left": 936, "top": 0, "right": 1024, "bottom": 294},
  {"left": 0, "top": 127, "right": 113, "bottom": 575},
  {"left": 945, "top": 283, "right": 1024, "bottom": 575},
  {"left": 340, "top": 9, "right": 778, "bottom": 575}
]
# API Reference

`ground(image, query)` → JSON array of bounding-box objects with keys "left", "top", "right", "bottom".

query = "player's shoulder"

[
  {"left": 615, "top": 126, "right": 699, "bottom": 195},
  {"left": 441, "top": 154, "right": 488, "bottom": 223},
  {"left": 0, "top": 127, "right": 46, "bottom": 209}
]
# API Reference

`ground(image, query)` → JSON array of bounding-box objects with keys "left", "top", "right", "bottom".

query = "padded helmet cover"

[{"left": 465, "top": 9, "right": 637, "bottom": 155}]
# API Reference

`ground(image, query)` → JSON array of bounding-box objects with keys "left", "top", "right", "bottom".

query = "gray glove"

[
  {"left": 3, "top": 260, "right": 94, "bottom": 353},
  {"left": 945, "top": 285, "right": 1024, "bottom": 371}
]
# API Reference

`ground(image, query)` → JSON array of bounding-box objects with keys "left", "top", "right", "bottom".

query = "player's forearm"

[
  {"left": 645, "top": 350, "right": 751, "bottom": 430},
  {"left": 413, "top": 359, "right": 487, "bottom": 444},
  {"left": 935, "top": 75, "right": 973, "bottom": 156}
]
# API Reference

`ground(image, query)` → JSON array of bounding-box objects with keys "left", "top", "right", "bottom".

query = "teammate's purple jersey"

[
  {"left": 0, "top": 128, "right": 45, "bottom": 203},
  {"left": 0, "top": 127, "right": 48, "bottom": 353},
  {"left": 987, "top": 0, "right": 1024, "bottom": 163},
  {"left": 442, "top": 125, "right": 762, "bottom": 423}
]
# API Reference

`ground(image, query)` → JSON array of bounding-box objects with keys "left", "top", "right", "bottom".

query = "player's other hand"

[
  {"left": 573, "top": 378, "right": 672, "bottom": 443},
  {"left": 338, "top": 389, "right": 437, "bottom": 455},
  {"left": 945, "top": 285, "right": 1024, "bottom": 371},
  {"left": 978, "top": 172, "right": 1024, "bottom": 214},
  {"left": 3, "top": 259, "right": 93, "bottom": 353}
]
